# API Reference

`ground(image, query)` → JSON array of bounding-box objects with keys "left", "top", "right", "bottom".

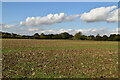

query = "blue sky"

[
  {"left": 2, "top": 0, "right": 119, "bottom": 2},
  {"left": 2, "top": 2, "right": 119, "bottom": 35}
]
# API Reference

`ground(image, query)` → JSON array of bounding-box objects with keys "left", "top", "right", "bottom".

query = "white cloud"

[
  {"left": 1, "top": 24, "right": 16, "bottom": 29},
  {"left": 10, "top": 27, "right": 118, "bottom": 36},
  {"left": 28, "top": 28, "right": 39, "bottom": 32},
  {"left": 19, "top": 6, "right": 119, "bottom": 27},
  {"left": 20, "top": 13, "right": 80, "bottom": 26},
  {"left": 111, "top": 27, "right": 120, "bottom": 34},
  {"left": 80, "top": 6, "right": 119, "bottom": 22},
  {"left": 106, "top": 8, "right": 120, "bottom": 22},
  {"left": 36, "top": 27, "right": 111, "bottom": 36}
]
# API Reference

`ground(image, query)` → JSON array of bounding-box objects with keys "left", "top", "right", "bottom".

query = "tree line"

[{"left": 0, "top": 31, "right": 120, "bottom": 41}]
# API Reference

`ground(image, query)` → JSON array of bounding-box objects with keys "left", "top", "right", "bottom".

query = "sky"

[
  {"left": 2, "top": 0, "right": 119, "bottom": 2},
  {"left": 1, "top": 2, "right": 119, "bottom": 36}
]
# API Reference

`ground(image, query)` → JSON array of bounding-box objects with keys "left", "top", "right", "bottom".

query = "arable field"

[{"left": 2, "top": 39, "right": 119, "bottom": 78}]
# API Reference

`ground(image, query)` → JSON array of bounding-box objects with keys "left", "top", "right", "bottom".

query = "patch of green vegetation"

[{"left": 2, "top": 45, "right": 119, "bottom": 53}]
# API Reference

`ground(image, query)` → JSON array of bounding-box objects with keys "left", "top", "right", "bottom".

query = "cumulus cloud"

[
  {"left": 19, "top": 6, "right": 119, "bottom": 27},
  {"left": 107, "top": 8, "right": 120, "bottom": 22},
  {"left": 80, "top": 6, "right": 119, "bottom": 22},
  {"left": 20, "top": 13, "right": 80, "bottom": 26}
]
